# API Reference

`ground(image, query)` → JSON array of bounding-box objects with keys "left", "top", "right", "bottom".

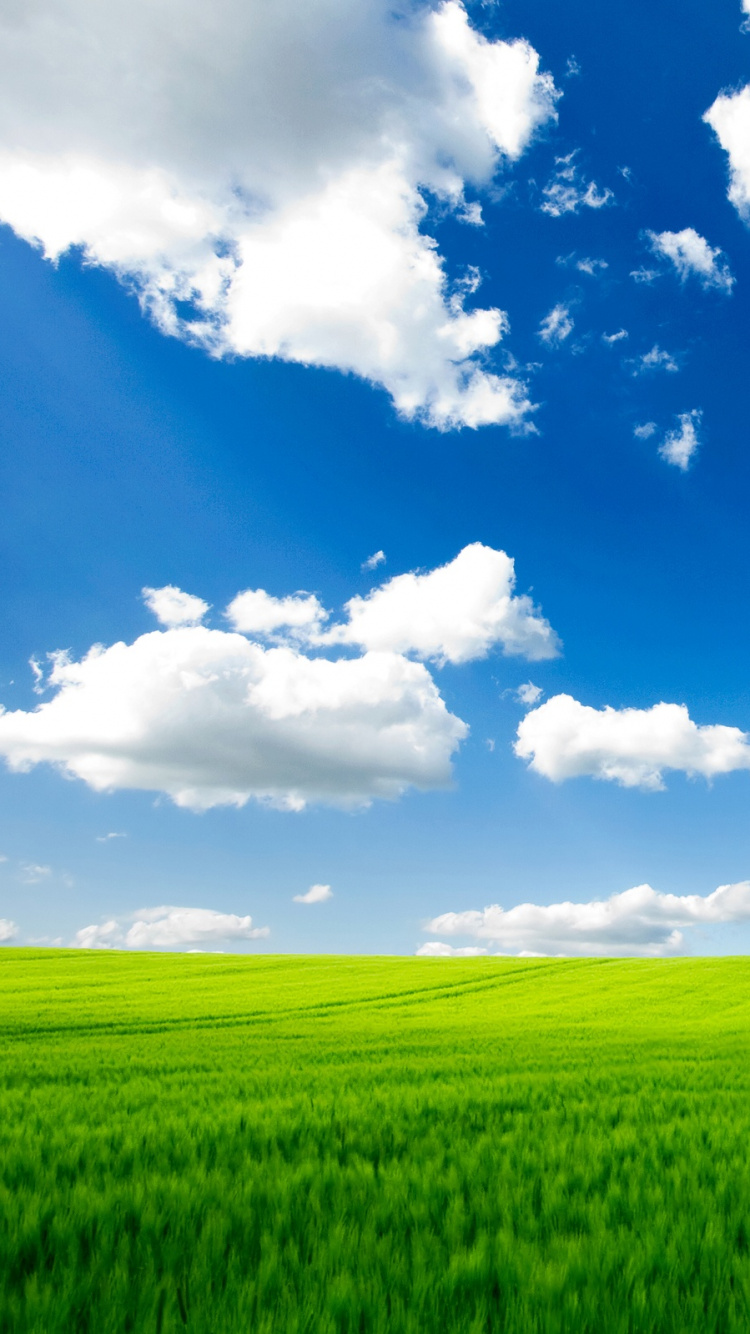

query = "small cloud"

[
  {"left": 630, "top": 267, "right": 658, "bottom": 284},
  {"left": 29, "top": 657, "right": 45, "bottom": 694},
  {"left": 486, "top": 738, "right": 495, "bottom": 752},
  {"left": 73, "top": 905, "right": 269, "bottom": 950},
  {"left": 564, "top": 56, "right": 581, "bottom": 79},
  {"left": 541, "top": 151, "right": 614, "bottom": 217},
  {"left": 538, "top": 303, "right": 574, "bottom": 346},
  {"left": 634, "top": 421, "right": 658, "bottom": 440},
  {"left": 659, "top": 410, "right": 702, "bottom": 471},
  {"left": 142, "top": 585, "right": 210, "bottom": 628},
  {"left": 602, "top": 329, "right": 628, "bottom": 345},
  {"left": 646, "top": 228, "right": 734, "bottom": 293},
  {"left": 457, "top": 201, "right": 483, "bottom": 226},
  {"left": 416, "top": 942, "right": 488, "bottom": 957},
  {"left": 0, "top": 919, "right": 18, "bottom": 944},
  {"left": 362, "top": 550, "right": 386, "bottom": 572},
  {"left": 516, "top": 681, "right": 543, "bottom": 707},
  {"left": 630, "top": 344, "right": 679, "bottom": 375},
  {"left": 618, "top": 165, "right": 633, "bottom": 182},
  {"left": 293, "top": 883, "right": 333, "bottom": 904},
  {"left": 575, "top": 257, "right": 608, "bottom": 276},
  {"left": 96, "top": 832, "right": 127, "bottom": 842},
  {"left": 20, "top": 863, "right": 51, "bottom": 884}
]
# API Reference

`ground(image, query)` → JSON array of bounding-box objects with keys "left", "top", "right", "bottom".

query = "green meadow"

[{"left": 1, "top": 951, "right": 750, "bottom": 1333}]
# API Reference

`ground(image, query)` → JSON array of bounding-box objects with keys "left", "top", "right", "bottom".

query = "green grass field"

[{"left": 1, "top": 951, "right": 750, "bottom": 1332}]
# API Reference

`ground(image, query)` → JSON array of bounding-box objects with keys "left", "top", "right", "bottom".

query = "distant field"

[{"left": 1, "top": 952, "right": 750, "bottom": 1332}]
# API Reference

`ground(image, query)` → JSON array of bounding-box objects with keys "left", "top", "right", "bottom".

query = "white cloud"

[
  {"left": 422, "top": 881, "right": 750, "bottom": 956},
  {"left": 659, "top": 410, "right": 702, "bottom": 471},
  {"left": 575, "top": 257, "right": 608, "bottom": 276},
  {"left": 705, "top": 85, "right": 750, "bottom": 221},
  {"left": 0, "top": 547, "right": 558, "bottom": 810},
  {"left": 515, "top": 692, "right": 750, "bottom": 790},
  {"left": 0, "top": 1, "right": 559, "bottom": 431},
  {"left": 631, "top": 344, "right": 679, "bottom": 375},
  {"left": 602, "top": 329, "right": 628, "bottom": 345},
  {"left": 0, "top": 627, "right": 465, "bottom": 811},
  {"left": 416, "top": 941, "right": 487, "bottom": 956},
  {"left": 663, "top": 412, "right": 702, "bottom": 469},
  {"left": 362, "top": 551, "right": 386, "bottom": 573},
  {"left": 143, "top": 585, "right": 209, "bottom": 627},
  {"left": 646, "top": 228, "right": 734, "bottom": 293},
  {"left": 96, "top": 832, "right": 126, "bottom": 842},
  {"left": 73, "top": 906, "right": 268, "bottom": 950},
  {"left": 633, "top": 421, "right": 657, "bottom": 439},
  {"left": 225, "top": 589, "right": 327, "bottom": 637},
  {"left": 630, "top": 267, "right": 658, "bottom": 284},
  {"left": 537, "top": 303, "right": 574, "bottom": 346},
  {"left": 20, "top": 863, "right": 51, "bottom": 884},
  {"left": 541, "top": 152, "right": 613, "bottom": 216},
  {"left": 325, "top": 543, "right": 560, "bottom": 665},
  {"left": 516, "top": 681, "right": 543, "bottom": 706},
  {"left": 293, "top": 884, "right": 333, "bottom": 904},
  {"left": 0, "top": 919, "right": 18, "bottom": 943}
]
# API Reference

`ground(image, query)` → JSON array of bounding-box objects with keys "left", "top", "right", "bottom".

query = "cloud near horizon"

[
  {"left": 0, "top": 545, "right": 557, "bottom": 811},
  {"left": 420, "top": 881, "right": 750, "bottom": 956},
  {"left": 0, "top": 0, "right": 559, "bottom": 430},
  {"left": 73, "top": 905, "right": 268, "bottom": 950},
  {"left": 515, "top": 693, "right": 750, "bottom": 790}
]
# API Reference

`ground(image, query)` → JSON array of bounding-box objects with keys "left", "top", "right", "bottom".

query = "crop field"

[{"left": 1, "top": 953, "right": 750, "bottom": 1333}]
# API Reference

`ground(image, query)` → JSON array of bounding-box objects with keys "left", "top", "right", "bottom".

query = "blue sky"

[{"left": 1, "top": 0, "right": 750, "bottom": 956}]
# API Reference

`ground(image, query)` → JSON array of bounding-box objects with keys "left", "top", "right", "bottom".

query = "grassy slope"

[{"left": 1, "top": 951, "right": 750, "bottom": 1332}]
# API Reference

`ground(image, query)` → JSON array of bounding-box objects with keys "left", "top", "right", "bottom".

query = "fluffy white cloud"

[
  {"left": 143, "top": 585, "right": 209, "bottom": 627},
  {"left": 659, "top": 409, "right": 701, "bottom": 471},
  {"left": 73, "top": 906, "right": 268, "bottom": 950},
  {"left": 515, "top": 693, "right": 750, "bottom": 790},
  {"left": 362, "top": 551, "right": 386, "bottom": 573},
  {"left": 416, "top": 941, "right": 487, "bottom": 956},
  {"left": 422, "top": 881, "right": 750, "bottom": 956},
  {"left": 0, "top": 1, "right": 559, "bottom": 430},
  {"left": 646, "top": 228, "right": 734, "bottom": 292},
  {"left": 705, "top": 85, "right": 750, "bottom": 220},
  {"left": 537, "top": 303, "right": 574, "bottom": 346},
  {"left": 325, "top": 543, "right": 560, "bottom": 665},
  {"left": 0, "top": 919, "right": 18, "bottom": 943},
  {"left": 633, "top": 421, "right": 657, "bottom": 439},
  {"left": 631, "top": 345, "right": 679, "bottom": 375},
  {"left": 541, "top": 152, "right": 613, "bottom": 216},
  {"left": 225, "top": 589, "right": 327, "bottom": 637},
  {"left": 0, "top": 627, "right": 465, "bottom": 811},
  {"left": 516, "top": 681, "right": 543, "bottom": 706},
  {"left": 293, "top": 884, "right": 333, "bottom": 904}
]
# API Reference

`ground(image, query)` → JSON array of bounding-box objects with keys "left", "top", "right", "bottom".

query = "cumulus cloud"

[
  {"left": 659, "top": 409, "right": 701, "bottom": 471},
  {"left": 0, "top": 546, "right": 558, "bottom": 810},
  {"left": 633, "top": 421, "right": 657, "bottom": 439},
  {"left": 0, "top": 919, "right": 18, "bottom": 943},
  {"left": 416, "top": 941, "right": 487, "bottom": 956},
  {"left": 541, "top": 151, "right": 613, "bottom": 216},
  {"left": 516, "top": 681, "right": 543, "bottom": 706},
  {"left": 0, "top": 629, "right": 466, "bottom": 811},
  {"left": 20, "top": 863, "right": 51, "bottom": 884},
  {"left": 143, "top": 585, "right": 209, "bottom": 627},
  {"left": 646, "top": 228, "right": 734, "bottom": 292},
  {"left": 73, "top": 905, "right": 268, "bottom": 950},
  {"left": 0, "top": 1, "right": 560, "bottom": 430},
  {"left": 515, "top": 692, "right": 750, "bottom": 790},
  {"left": 325, "top": 543, "right": 560, "bottom": 665},
  {"left": 602, "top": 329, "right": 628, "bottom": 345},
  {"left": 537, "top": 303, "right": 574, "bottom": 346},
  {"left": 293, "top": 884, "right": 333, "bottom": 904},
  {"left": 362, "top": 551, "right": 386, "bottom": 573},
  {"left": 422, "top": 881, "right": 750, "bottom": 956},
  {"left": 630, "top": 344, "right": 679, "bottom": 375},
  {"left": 705, "top": 85, "right": 750, "bottom": 220},
  {"left": 225, "top": 589, "right": 327, "bottom": 638}
]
